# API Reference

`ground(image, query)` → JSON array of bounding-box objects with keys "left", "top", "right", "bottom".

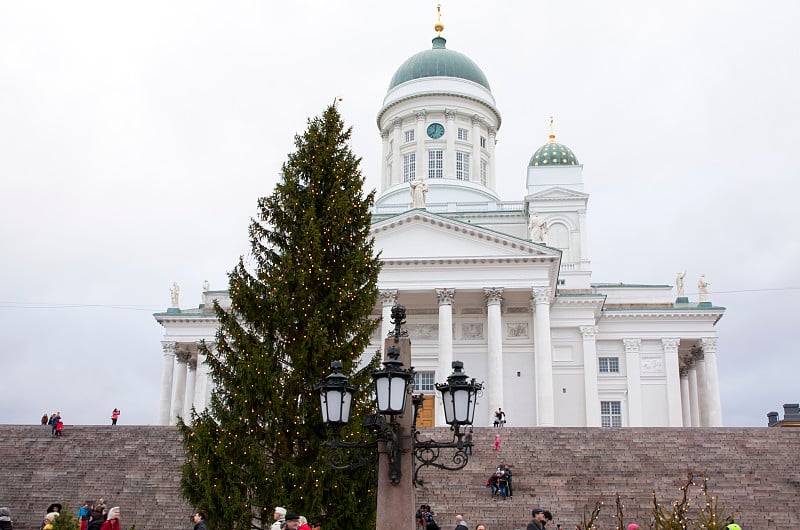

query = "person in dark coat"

[
  {"left": 86, "top": 510, "right": 105, "bottom": 530},
  {"left": 527, "top": 508, "right": 546, "bottom": 530},
  {"left": 192, "top": 510, "right": 207, "bottom": 530}
]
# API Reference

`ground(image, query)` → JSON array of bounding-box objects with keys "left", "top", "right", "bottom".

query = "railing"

[{"left": 374, "top": 201, "right": 525, "bottom": 215}]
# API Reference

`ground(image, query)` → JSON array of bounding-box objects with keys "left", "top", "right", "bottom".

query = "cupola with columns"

[{"left": 375, "top": 5, "right": 502, "bottom": 212}]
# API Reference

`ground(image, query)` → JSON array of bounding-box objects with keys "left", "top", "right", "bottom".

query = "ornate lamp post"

[{"left": 316, "top": 304, "right": 482, "bottom": 527}]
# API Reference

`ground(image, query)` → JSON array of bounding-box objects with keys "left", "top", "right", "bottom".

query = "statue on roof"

[
  {"left": 409, "top": 178, "right": 429, "bottom": 209},
  {"left": 170, "top": 281, "right": 180, "bottom": 308},
  {"left": 676, "top": 271, "right": 686, "bottom": 297},
  {"left": 529, "top": 211, "right": 548, "bottom": 243},
  {"left": 698, "top": 274, "right": 710, "bottom": 302}
]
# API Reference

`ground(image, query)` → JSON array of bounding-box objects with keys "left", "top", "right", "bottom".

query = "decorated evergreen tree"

[{"left": 179, "top": 103, "right": 381, "bottom": 529}]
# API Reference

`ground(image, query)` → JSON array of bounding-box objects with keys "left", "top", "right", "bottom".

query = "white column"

[
  {"left": 662, "top": 338, "right": 683, "bottom": 426},
  {"left": 688, "top": 361, "right": 701, "bottom": 427},
  {"left": 701, "top": 337, "right": 723, "bottom": 426},
  {"left": 487, "top": 126, "right": 497, "bottom": 189},
  {"left": 470, "top": 114, "right": 481, "bottom": 180},
  {"left": 623, "top": 339, "right": 642, "bottom": 426},
  {"left": 194, "top": 341, "right": 211, "bottom": 414},
  {"left": 379, "top": 290, "right": 398, "bottom": 343},
  {"left": 532, "top": 287, "right": 555, "bottom": 426},
  {"left": 157, "top": 341, "right": 177, "bottom": 425},
  {"left": 445, "top": 109, "right": 456, "bottom": 179},
  {"left": 485, "top": 288, "right": 504, "bottom": 420},
  {"left": 172, "top": 349, "right": 190, "bottom": 423},
  {"left": 694, "top": 346, "right": 708, "bottom": 426},
  {"left": 580, "top": 325, "right": 601, "bottom": 427},
  {"left": 415, "top": 111, "right": 426, "bottom": 179},
  {"left": 436, "top": 288, "right": 455, "bottom": 427},
  {"left": 381, "top": 130, "right": 390, "bottom": 190},
  {"left": 391, "top": 118, "right": 402, "bottom": 187},
  {"left": 680, "top": 368, "right": 691, "bottom": 427},
  {"left": 185, "top": 356, "right": 197, "bottom": 419}
]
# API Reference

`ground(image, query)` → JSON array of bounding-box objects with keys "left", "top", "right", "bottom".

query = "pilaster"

[
  {"left": 580, "top": 325, "right": 601, "bottom": 427},
  {"left": 623, "top": 338, "right": 642, "bottom": 426},
  {"left": 701, "top": 337, "right": 723, "bottom": 426}
]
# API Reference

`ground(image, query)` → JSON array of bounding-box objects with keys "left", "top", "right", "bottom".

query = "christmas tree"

[{"left": 179, "top": 103, "right": 382, "bottom": 529}]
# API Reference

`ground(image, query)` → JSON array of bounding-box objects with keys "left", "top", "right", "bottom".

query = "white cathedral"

[{"left": 154, "top": 15, "right": 725, "bottom": 429}]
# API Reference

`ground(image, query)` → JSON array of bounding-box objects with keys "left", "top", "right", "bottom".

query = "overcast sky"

[{"left": 1, "top": 1, "right": 797, "bottom": 427}]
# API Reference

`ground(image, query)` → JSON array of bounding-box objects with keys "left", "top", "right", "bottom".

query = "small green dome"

[
  {"left": 529, "top": 140, "right": 579, "bottom": 167},
  {"left": 389, "top": 36, "right": 491, "bottom": 91}
]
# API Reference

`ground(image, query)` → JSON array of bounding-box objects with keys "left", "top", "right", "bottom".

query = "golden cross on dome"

[
  {"left": 435, "top": 4, "right": 444, "bottom": 35},
  {"left": 549, "top": 116, "right": 556, "bottom": 143}
]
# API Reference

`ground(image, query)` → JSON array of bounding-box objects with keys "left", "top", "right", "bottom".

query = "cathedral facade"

[{"left": 155, "top": 21, "right": 724, "bottom": 429}]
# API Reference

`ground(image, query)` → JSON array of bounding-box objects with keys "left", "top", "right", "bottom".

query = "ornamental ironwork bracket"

[{"left": 410, "top": 394, "right": 472, "bottom": 486}]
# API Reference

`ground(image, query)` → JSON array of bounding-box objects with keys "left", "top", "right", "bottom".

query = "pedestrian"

[
  {"left": 111, "top": 409, "right": 120, "bottom": 426},
  {"left": 504, "top": 464, "right": 513, "bottom": 497},
  {"left": 100, "top": 507, "right": 120, "bottom": 530},
  {"left": 0, "top": 507, "right": 12, "bottom": 530},
  {"left": 55, "top": 417, "right": 64, "bottom": 437},
  {"left": 527, "top": 508, "right": 546, "bottom": 530},
  {"left": 43, "top": 513, "right": 58, "bottom": 530},
  {"left": 41, "top": 414, "right": 48, "bottom": 426},
  {"left": 493, "top": 434, "right": 500, "bottom": 451},
  {"left": 78, "top": 502, "right": 91, "bottom": 530},
  {"left": 465, "top": 429, "right": 473, "bottom": 456},
  {"left": 192, "top": 510, "right": 207, "bottom": 530},
  {"left": 297, "top": 516, "right": 311, "bottom": 530},
  {"left": 270, "top": 507, "right": 286, "bottom": 530},
  {"left": 475, "top": 525, "right": 487, "bottom": 530},
  {"left": 283, "top": 513, "right": 301, "bottom": 530},
  {"left": 454, "top": 514, "right": 468, "bottom": 529},
  {"left": 627, "top": 525, "right": 640, "bottom": 530},
  {"left": 87, "top": 511, "right": 104, "bottom": 530}
]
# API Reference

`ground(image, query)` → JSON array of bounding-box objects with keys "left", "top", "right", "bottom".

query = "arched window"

[{"left": 548, "top": 222, "right": 571, "bottom": 263}]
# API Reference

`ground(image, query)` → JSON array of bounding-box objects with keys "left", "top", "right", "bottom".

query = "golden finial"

[
  {"left": 434, "top": 4, "right": 444, "bottom": 35},
  {"left": 548, "top": 116, "right": 556, "bottom": 143}
]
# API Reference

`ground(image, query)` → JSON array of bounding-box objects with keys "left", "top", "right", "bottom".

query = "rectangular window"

[
  {"left": 404, "top": 129, "right": 415, "bottom": 143},
  {"left": 403, "top": 153, "right": 416, "bottom": 182},
  {"left": 456, "top": 151, "right": 470, "bottom": 180},
  {"left": 414, "top": 371, "right": 435, "bottom": 392},
  {"left": 480, "top": 159, "right": 488, "bottom": 186},
  {"left": 428, "top": 149, "right": 443, "bottom": 179},
  {"left": 480, "top": 136, "right": 487, "bottom": 148},
  {"left": 457, "top": 127, "right": 469, "bottom": 141},
  {"left": 601, "top": 401, "right": 622, "bottom": 427},
  {"left": 598, "top": 357, "right": 620, "bottom": 373}
]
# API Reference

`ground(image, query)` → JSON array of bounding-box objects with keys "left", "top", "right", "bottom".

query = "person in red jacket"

[{"left": 100, "top": 507, "right": 120, "bottom": 530}]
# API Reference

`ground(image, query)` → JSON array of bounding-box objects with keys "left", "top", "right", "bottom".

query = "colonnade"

[
  {"left": 378, "top": 287, "right": 723, "bottom": 428},
  {"left": 157, "top": 341, "right": 212, "bottom": 425}
]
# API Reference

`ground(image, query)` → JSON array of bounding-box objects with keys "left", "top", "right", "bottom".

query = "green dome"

[
  {"left": 389, "top": 36, "right": 491, "bottom": 91},
  {"left": 529, "top": 140, "right": 579, "bottom": 167}
]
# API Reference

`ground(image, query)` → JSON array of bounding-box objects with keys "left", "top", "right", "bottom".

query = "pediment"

[
  {"left": 371, "top": 210, "right": 561, "bottom": 261},
  {"left": 528, "top": 186, "right": 589, "bottom": 201}
]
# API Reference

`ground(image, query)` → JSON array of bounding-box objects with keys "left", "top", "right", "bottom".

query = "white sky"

[{"left": 1, "top": 1, "right": 798, "bottom": 427}]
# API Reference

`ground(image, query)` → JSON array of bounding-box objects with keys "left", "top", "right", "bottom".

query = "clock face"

[{"left": 427, "top": 122, "right": 445, "bottom": 139}]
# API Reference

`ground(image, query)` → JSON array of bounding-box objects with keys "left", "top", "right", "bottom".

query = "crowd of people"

[
  {"left": 485, "top": 464, "right": 513, "bottom": 499},
  {"left": 41, "top": 412, "right": 64, "bottom": 437}
]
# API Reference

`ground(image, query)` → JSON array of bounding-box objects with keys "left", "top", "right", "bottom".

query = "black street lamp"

[{"left": 316, "top": 304, "right": 483, "bottom": 486}]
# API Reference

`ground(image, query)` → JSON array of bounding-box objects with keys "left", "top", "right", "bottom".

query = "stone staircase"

[
  {"left": 0, "top": 425, "right": 190, "bottom": 530},
  {"left": 1, "top": 425, "right": 798, "bottom": 529},
  {"left": 416, "top": 427, "right": 799, "bottom": 529}
]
